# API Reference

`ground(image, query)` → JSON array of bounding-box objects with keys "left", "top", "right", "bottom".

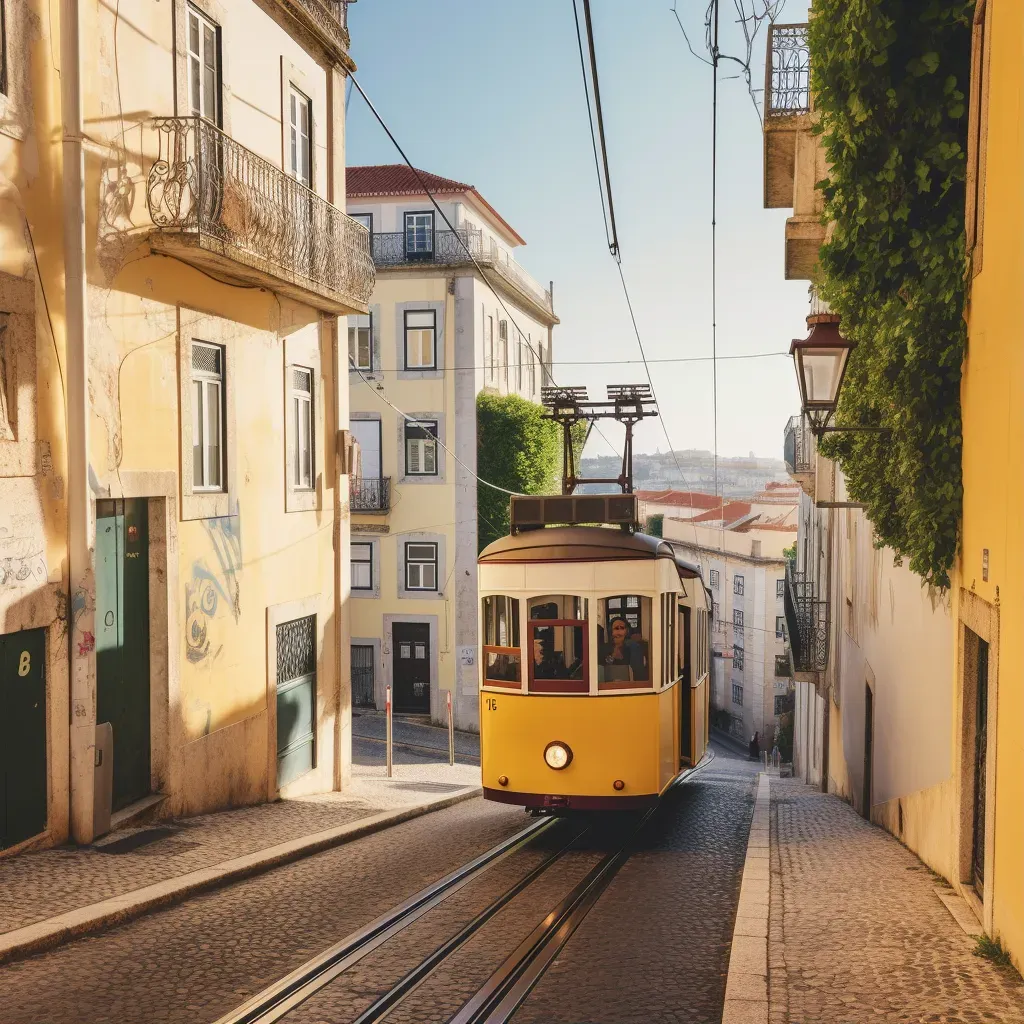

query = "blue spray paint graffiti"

[{"left": 184, "top": 510, "right": 242, "bottom": 664}]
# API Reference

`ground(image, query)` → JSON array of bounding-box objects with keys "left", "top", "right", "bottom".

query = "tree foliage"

[
  {"left": 809, "top": 0, "right": 973, "bottom": 588},
  {"left": 476, "top": 393, "right": 566, "bottom": 551}
]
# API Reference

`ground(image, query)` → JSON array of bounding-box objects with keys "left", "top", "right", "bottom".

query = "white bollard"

[
  {"left": 447, "top": 689, "right": 455, "bottom": 766},
  {"left": 385, "top": 684, "right": 393, "bottom": 779}
]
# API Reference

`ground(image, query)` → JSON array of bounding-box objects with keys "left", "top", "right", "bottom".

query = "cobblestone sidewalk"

[
  {"left": 769, "top": 778, "right": 1024, "bottom": 1023},
  {"left": 0, "top": 754, "right": 479, "bottom": 940}
]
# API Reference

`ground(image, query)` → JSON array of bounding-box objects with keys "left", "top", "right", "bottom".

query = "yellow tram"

[{"left": 478, "top": 524, "right": 713, "bottom": 810}]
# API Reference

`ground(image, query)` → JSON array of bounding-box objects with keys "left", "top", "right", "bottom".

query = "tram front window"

[
  {"left": 598, "top": 595, "right": 651, "bottom": 686},
  {"left": 528, "top": 596, "right": 588, "bottom": 692},
  {"left": 482, "top": 595, "right": 521, "bottom": 688}
]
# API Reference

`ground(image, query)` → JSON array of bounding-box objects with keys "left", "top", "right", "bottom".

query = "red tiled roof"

[
  {"left": 690, "top": 501, "right": 752, "bottom": 524},
  {"left": 346, "top": 165, "right": 527, "bottom": 246},
  {"left": 732, "top": 521, "right": 798, "bottom": 534},
  {"left": 347, "top": 165, "right": 473, "bottom": 197},
  {"left": 636, "top": 490, "right": 722, "bottom": 509}
]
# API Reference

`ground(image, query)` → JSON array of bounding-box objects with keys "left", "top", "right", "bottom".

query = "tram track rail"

[{"left": 215, "top": 753, "right": 716, "bottom": 1024}]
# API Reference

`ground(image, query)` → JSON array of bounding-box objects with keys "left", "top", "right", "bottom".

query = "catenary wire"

[{"left": 345, "top": 71, "right": 621, "bottom": 460}]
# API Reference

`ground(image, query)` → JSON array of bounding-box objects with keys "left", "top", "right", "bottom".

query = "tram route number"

[{"left": 485, "top": 698, "right": 498, "bottom": 712}]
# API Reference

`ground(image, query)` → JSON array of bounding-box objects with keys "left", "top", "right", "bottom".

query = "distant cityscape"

[{"left": 579, "top": 450, "right": 789, "bottom": 498}]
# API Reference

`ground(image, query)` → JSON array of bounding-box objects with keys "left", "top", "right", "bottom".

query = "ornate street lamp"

[{"left": 790, "top": 312, "right": 885, "bottom": 437}]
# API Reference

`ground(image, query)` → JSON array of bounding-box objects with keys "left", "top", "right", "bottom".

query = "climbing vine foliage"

[
  {"left": 809, "top": 0, "right": 973, "bottom": 588},
  {"left": 477, "top": 394, "right": 557, "bottom": 551}
]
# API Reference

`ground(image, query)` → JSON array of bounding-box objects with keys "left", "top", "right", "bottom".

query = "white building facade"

[{"left": 345, "top": 166, "right": 557, "bottom": 732}]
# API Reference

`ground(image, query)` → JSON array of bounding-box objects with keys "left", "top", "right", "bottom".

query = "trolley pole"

[
  {"left": 447, "top": 690, "right": 455, "bottom": 766},
  {"left": 385, "top": 684, "right": 393, "bottom": 778}
]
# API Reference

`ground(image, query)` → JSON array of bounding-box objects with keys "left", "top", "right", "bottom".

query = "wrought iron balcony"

[
  {"left": 784, "top": 414, "right": 814, "bottom": 477},
  {"left": 141, "top": 117, "right": 374, "bottom": 313},
  {"left": 765, "top": 23, "right": 810, "bottom": 118},
  {"left": 369, "top": 230, "right": 555, "bottom": 320},
  {"left": 783, "top": 562, "right": 829, "bottom": 675},
  {"left": 350, "top": 476, "right": 391, "bottom": 513}
]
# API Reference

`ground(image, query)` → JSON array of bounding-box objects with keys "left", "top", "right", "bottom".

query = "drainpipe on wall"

[{"left": 62, "top": 0, "right": 96, "bottom": 842}]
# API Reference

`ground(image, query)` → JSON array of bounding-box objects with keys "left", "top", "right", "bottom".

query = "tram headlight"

[{"left": 543, "top": 741, "right": 573, "bottom": 770}]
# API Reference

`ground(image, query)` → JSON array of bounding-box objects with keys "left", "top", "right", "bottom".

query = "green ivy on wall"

[
  {"left": 809, "top": 0, "right": 973, "bottom": 588},
  {"left": 476, "top": 393, "right": 563, "bottom": 551}
]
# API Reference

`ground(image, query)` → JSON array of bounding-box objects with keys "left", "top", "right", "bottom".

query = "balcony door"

[
  {"left": 351, "top": 420, "right": 382, "bottom": 479},
  {"left": 288, "top": 86, "right": 316, "bottom": 280},
  {"left": 404, "top": 212, "right": 434, "bottom": 261}
]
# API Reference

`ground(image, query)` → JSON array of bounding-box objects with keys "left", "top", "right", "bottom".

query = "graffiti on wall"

[
  {"left": 184, "top": 511, "right": 242, "bottom": 664},
  {"left": 0, "top": 518, "right": 47, "bottom": 590}
]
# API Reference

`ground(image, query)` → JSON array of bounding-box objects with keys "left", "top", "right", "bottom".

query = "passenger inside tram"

[{"left": 597, "top": 596, "right": 650, "bottom": 682}]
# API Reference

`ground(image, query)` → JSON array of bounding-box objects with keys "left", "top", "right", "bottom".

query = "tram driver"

[{"left": 599, "top": 615, "right": 648, "bottom": 682}]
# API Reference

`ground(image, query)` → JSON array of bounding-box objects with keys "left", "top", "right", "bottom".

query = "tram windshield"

[
  {"left": 482, "top": 595, "right": 521, "bottom": 687},
  {"left": 528, "top": 595, "right": 587, "bottom": 692},
  {"left": 597, "top": 595, "right": 651, "bottom": 684}
]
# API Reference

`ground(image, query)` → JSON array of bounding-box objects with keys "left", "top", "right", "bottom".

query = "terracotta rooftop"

[
  {"left": 689, "top": 501, "right": 753, "bottom": 524},
  {"left": 636, "top": 490, "right": 723, "bottom": 509},
  {"left": 346, "top": 165, "right": 526, "bottom": 245}
]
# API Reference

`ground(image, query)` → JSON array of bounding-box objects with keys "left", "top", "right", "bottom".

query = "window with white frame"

[
  {"left": 732, "top": 683, "right": 744, "bottom": 706},
  {"left": 734, "top": 574, "right": 744, "bottom": 595},
  {"left": 405, "top": 542, "right": 438, "bottom": 590},
  {"left": 291, "top": 366, "right": 314, "bottom": 489},
  {"left": 515, "top": 336, "right": 523, "bottom": 391},
  {"left": 351, "top": 212, "right": 372, "bottom": 234},
  {"left": 498, "top": 320, "right": 508, "bottom": 385},
  {"left": 777, "top": 578, "right": 785, "bottom": 598},
  {"left": 191, "top": 342, "right": 225, "bottom": 491},
  {"left": 288, "top": 86, "right": 312, "bottom": 187},
  {"left": 733, "top": 645, "right": 744, "bottom": 671},
  {"left": 733, "top": 608, "right": 744, "bottom": 628},
  {"left": 351, "top": 541, "right": 372, "bottom": 590},
  {"left": 405, "top": 420, "right": 438, "bottom": 476},
  {"left": 349, "top": 314, "right": 373, "bottom": 371},
  {"left": 404, "top": 211, "right": 434, "bottom": 258},
  {"left": 485, "top": 315, "right": 495, "bottom": 382},
  {"left": 528, "top": 350, "right": 536, "bottom": 396},
  {"left": 776, "top": 615, "right": 786, "bottom": 639},
  {"left": 187, "top": 4, "right": 220, "bottom": 124},
  {"left": 710, "top": 569, "right": 720, "bottom": 589},
  {"left": 404, "top": 310, "right": 436, "bottom": 370}
]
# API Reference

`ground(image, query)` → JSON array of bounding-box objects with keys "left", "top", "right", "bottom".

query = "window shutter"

[
  {"left": 424, "top": 440, "right": 436, "bottom": 474},
  {"left": 408, "top": 439, "right": 420, "bottom": 474}
]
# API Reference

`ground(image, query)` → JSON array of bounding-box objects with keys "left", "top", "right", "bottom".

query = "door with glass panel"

[
  {"left": 186, "top": 4, "right": 222, "bottom": 227},
  {"left": 287, "top": 85, "right": 315, "bottom": 279},
  {"left": 392, "top": 623, "right": 431, "bottom": 713},
  {"left": 404, "top": 212, "right": 434, "bottom": 260}
]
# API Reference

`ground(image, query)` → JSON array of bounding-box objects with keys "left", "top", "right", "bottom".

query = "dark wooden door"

[
  {"left": 277, "top": 615, "right": 317, "bottom": 788},
  {"left": 393, "top": 623, "right": 430, "bottom": 713},
  {"left": 862, "top": 684, "right": 874, "bottom": 820},
  {"left": 96, "top": 499, "right": 151, "bottom": 812},
  {"left": 351, "top": 645, "right": 375, "bottom": 708},
  {"left": 972, "top": 638, "right": 989, "bottom": 895},
  {"left": 1, "top": 628, "right": 47, "bottom": 848}
]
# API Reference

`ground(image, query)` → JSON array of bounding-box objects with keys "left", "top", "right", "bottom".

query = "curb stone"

[
  {"left": 722, "top": 772, "right": 770, "bottom": 1024},
  {"left": 0, "top": 785, "right": 481, "bottom": 966}
]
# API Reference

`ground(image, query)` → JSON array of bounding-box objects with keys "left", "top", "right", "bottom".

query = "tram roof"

[{"left": 478, "top": 527, "right": 702, "bottom": 579}]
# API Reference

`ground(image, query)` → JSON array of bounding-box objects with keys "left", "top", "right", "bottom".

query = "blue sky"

[{"left": 346, "top": 1, "right": 811, "bottom": 460}]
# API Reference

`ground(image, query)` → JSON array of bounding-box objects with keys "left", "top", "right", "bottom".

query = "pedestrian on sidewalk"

[
  {"left": 771, "top": 742, "right": 780, "bottom": 767},
  {"left": 749, "top": 731, "right": 760, "bottom": 761}
]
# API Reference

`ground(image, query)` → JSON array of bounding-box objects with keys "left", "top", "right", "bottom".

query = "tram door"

[
  {"left": 393, "top": 623, "right": 431, "bottom": 713},
  {"left": 679, "top": 604, "right": 692, "bottom": 767}
]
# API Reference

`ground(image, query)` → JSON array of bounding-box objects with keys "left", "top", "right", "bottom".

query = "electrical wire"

[
  {"left": 711, "top": 0, "right": 721, "bottom": 501},
  {"left": 345, "top": 70, "right": 621, "bottom": 460}
]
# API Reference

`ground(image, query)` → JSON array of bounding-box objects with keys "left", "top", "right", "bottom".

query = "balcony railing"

[
  {"left": 370, "top": 230, "right": 554, "bottom": 317},
  {"left": 784, "top": 562, "right": 829, "bottom": 674},
  {"left": 765, "top": 23, "right": 810, "bottom": 117},
  {"left": 784, "top": 414, "right": 813, "bottom": 476},
  {"left": 144, "top": 117, "right": 374, "bottom": 313},
  {"left": 350, "top": 476, "right": 391, "bottom": 513}
]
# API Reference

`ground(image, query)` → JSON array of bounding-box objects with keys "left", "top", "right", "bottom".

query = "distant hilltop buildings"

[{"left": 579, "top": 450, "right": 790, "bottom": 498}]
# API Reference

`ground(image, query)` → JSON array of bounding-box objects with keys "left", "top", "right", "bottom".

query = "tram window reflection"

[
  {"left": 598, "top": 595, "right": 651, "bottom": 684},
  {"left": 482, "top": 595, "right": 521, "bottom": 687}
]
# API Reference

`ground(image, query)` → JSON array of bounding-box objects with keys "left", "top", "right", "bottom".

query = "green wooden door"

[
  {"left": 96, "top": 499, "right": 151, "bottom": 811},
  {"left": 0, "top": 628, "right": 47, "bottom": 848},
  {"left": 276, "top": 615, "right": 316, "bottom": 788}
]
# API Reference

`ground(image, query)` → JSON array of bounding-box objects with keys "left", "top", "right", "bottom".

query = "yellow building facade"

[
  {"left": 956, "top": 0, "right": 1024, "bottom": 964},
  {"left": 345, "top": 166, "right": 556, "bottom": 733},
  {"left": 0, "top": 0, "right": 372, "bottom": 852}
]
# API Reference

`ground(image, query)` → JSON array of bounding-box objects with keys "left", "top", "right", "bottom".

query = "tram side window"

[
  {"left": 528, "top": 595, "right": 587, "bottom": 691},
  {"left": 597, "top": 595, "right": 651, "bottom": 685},
  {"left": 482, "top": 595, "right": 521, "bottom": 687},
  {"left": 660, "top": 594, "right": 678, "bottom": 686}
]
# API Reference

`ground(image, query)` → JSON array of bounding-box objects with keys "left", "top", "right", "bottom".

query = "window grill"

[
  {"left": 192, "top": 343, "right": 221, "bottom": 375},
  {"left": 277, "top": 615, "right": 316, "bottom": 681}
]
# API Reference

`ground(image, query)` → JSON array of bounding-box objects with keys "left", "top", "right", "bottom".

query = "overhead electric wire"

[
  {"left": 711, "top": 0, "right": 721, "bottom": 500},
  {"left": 346, "top": 71, "right": 621, "bottom": 460}
]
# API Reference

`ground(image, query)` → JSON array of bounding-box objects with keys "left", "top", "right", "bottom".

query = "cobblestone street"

[{"left": 769, "top": 778, "right": 1024, "bottom": 1024}]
